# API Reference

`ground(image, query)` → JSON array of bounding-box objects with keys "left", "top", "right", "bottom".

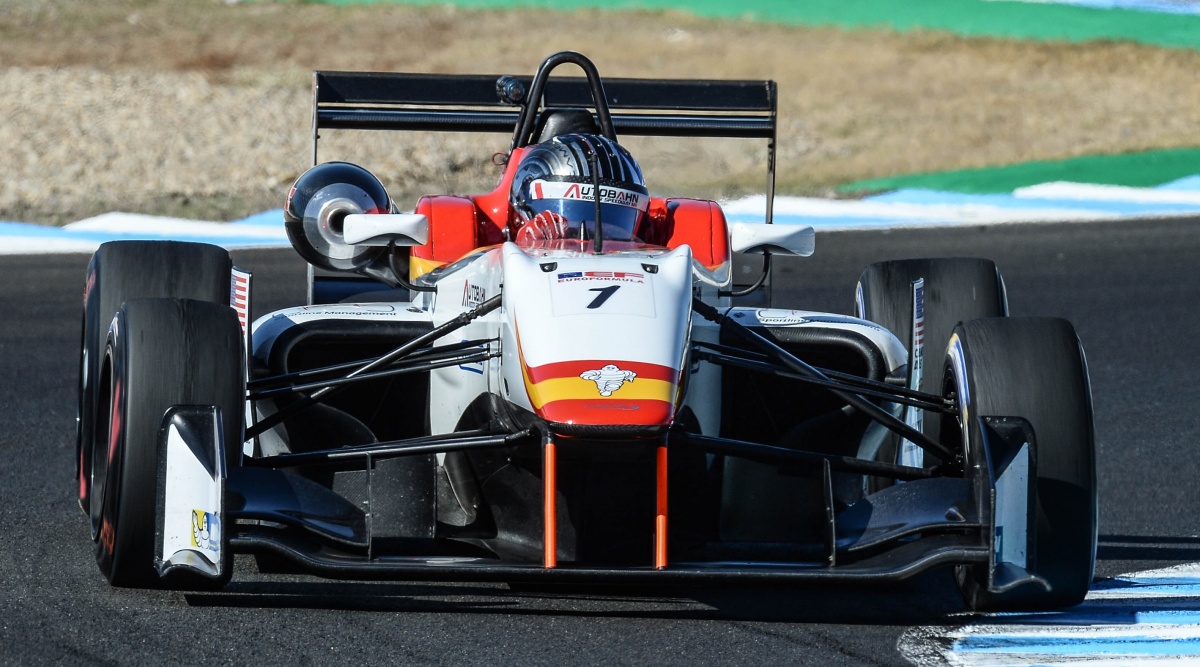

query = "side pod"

[{"left": 154, "top": 406, "right": 228, "bottom": 581}]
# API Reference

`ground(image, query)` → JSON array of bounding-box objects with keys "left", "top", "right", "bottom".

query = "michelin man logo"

[
  {"left": 191, "top": 509, "right": 221, "bottom": 554},
  {"left": 580, "top": 364, "right": 636, "bottom": 396}
]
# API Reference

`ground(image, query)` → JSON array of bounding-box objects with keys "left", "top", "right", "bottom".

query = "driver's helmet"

[{"left": 510, "top": 133, "right": 649, "bottom": 242}]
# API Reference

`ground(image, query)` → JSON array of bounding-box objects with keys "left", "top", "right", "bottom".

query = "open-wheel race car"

[{"left": 75, "top": 51, "right": 1096, "bottom": 611}]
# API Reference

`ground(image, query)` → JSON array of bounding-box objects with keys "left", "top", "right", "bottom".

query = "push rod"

[
  {"left": 247, "top": 349, "right": 496, "bottom": 401},
  {"left": 692, "top": 340, "right": 950, "bottom": 408},
  {"left": 692, "top": 299, "right": 957, "bottom": 462},
  {"left": 695, "top": 349, "right": 949, "bottom": 414},
  {"left": 248, "top": 338, "right": 494, "bottom": 391},
  {"left": 245, "top": 295, "right": 502, "bottom": 440}
]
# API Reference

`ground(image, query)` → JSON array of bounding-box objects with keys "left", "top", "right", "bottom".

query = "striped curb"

[{"left": 901, "top": 562, "right": 1200, "bottom": 666}]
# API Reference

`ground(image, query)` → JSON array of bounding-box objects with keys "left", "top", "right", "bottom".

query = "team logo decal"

[
  {"left": 462, "top": 282, "right": 486, "bottom": 308},
  {"left": 530, "top": 180, "right": 649, "bottom": 211},
  {"left": 557, "top": 271, "right": 644, "bottom": 283},
  {"left": 755, "top": 309, "right": 810, "bottom": 326},
  {"left": 191, "top": 509, "right": 221, "bottom": 554},
  {"left": 580, "top": 364, "right": 637, "bottom": 396}
]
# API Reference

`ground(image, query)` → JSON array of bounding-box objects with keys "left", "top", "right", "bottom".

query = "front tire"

[
  {"left": 78, "top": 241, "right": 232, "bottom": 515},
  {"left": 945, "top": 317, "right": 1097, "bottom": 610},
  {"left": 92, "top": 298, "right": 244, "bottom": 588}
]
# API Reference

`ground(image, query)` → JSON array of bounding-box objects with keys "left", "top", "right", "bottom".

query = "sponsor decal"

[
  {"left": 99, "top": 517, "right": 115, "bottom": 554},
  {"left": 755, "top": 309, "right": 810, "bottom": 326},
  {"left": 191, "top": 509, "right": 221, "bottom": 554},
  {"left": 557, "top": 271, "right": 645, "bottom": 283},
  {"left": 78, "top": 446, "right": 87, "bottom": 502},
  {"left": 584, "top": 402, "right": 641, "bottom": 411},
  {"left": 580, "top": 364, "right": 637, "bottom": 396},
  {"left": 531, "top": 180, "right": 649, "bottom": 211},
  {"left": 298, "top": 304, "right": 396, "bottom": 312},
  {"left": 462, "top": 282, "right": 486, "bottom": 308},
  {"left": 900, "top": 278, "right": 925, "bottom": 469},
  {"left": 107, "top": 381, "right": 122, "bottom": 463},
  {"left": 913, "top": 286, "right": 925, "bottom": 346},
  {"left": 293, "top": 304, "right": 398, "bottom": 318}
]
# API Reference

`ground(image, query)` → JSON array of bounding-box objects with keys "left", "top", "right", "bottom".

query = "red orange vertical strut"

[
  {"left": 543, "top": 434, "right": 557, "bottom": 569},
  {"left": 655, "top": 442, "right": 668, "bottom": 569}
]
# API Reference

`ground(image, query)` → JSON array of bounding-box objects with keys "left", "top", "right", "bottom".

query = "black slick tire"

[
  {"left": 78, "top": 241, "right": 232, "bottom": 515},
  {"left": 855, "top": 257, "right": 1007, "bottom": 445},
  {"left": 92, "top": 298, "right": 244, "bottom": 588},
  {"left": 856, "top": 258, "right": 1008, "bottom": 494},
  {"left": 945, "top": 316, "right": 1097, "bottom": 611}
]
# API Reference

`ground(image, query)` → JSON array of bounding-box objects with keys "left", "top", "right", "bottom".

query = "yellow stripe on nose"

[{"left": 526, "top": 377, "right": 677, "bottom": 409}]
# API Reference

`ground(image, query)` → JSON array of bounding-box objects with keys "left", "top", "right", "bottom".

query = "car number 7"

[{"left": 587, "top": 286, "right": 621, "bottom": 309}]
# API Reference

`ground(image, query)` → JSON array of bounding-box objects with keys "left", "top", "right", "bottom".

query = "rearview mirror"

[
  {"left": 729, "top": 222, "right": 815, "bottom": 257},
  {"left": 342, "top": 214, "right": 429, "bottom": 247}
]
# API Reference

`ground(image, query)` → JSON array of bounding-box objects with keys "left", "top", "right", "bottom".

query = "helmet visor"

[{"left": 525, "top": 178, "right": 649, "bottom": 241}]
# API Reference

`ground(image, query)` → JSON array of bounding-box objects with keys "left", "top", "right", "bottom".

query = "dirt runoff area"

[{"left": 3, "top": 0, "right": 1200, "bottom": 225}]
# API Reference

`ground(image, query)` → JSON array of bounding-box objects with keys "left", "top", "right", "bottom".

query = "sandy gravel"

[
  {"left": 3, "top": 67, "right": 296, "bottom": 217},
  {"left": 2, "top": 66, "right": 521, "bottom": 224}
]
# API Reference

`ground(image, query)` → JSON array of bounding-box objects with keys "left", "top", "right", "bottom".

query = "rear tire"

[
  {"left": 856, "top": 257, "right": 1007, "bottom": 444},
  {"left": 945, "top": 317, "right": 1097, "bottom": 610},
  {"left": 92, "top": 298, "right": 244, "bottom": 588},
  {"left": 78, "top": 241, "right": 232, "bottom": 515},
  {"left": 856, "top": 258, "right": 1008, "bottom": 494}
]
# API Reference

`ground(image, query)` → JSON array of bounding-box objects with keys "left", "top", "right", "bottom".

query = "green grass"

[
  {"left": 307, "top": 0, "right": 1200, "bottom": 50},
  {"left": 839, "top": 148, "right": 1200, "bottom": 194}
]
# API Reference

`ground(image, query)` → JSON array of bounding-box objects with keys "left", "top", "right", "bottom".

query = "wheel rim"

[
  {"left": 942, "top": 332, "right": 989, "bottom": 600},
  {"left": 941, "top": 332, "right": 972, "bottom": 467}
]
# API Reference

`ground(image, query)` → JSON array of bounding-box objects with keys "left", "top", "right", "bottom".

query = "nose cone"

[{"left": 502, "top": 243, "right": 693, "bottom": 433}]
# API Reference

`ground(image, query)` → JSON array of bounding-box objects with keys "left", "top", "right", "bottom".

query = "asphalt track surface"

[{"left": 3, "top": 217, "right": 1199, "bottom": 666}]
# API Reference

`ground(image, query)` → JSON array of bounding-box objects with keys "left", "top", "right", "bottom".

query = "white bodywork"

[{"left": 246, "top": 222, "right": 908, "bottom": 443}]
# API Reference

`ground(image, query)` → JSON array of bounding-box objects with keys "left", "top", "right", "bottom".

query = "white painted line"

[
  {"left": 66, "top": 212, "right": 287, "bottom": 240},
  {"left": 0, "top": 211, "right": 289, "bottom": 255},
  {"left": 1015, "top": 182, "right": 1200, "bottom": 205},
  {"left": 989, "top": 0, "right": 1200, "bottom": 15},
  {"left": 723, "top": 194, "right": 1126, "bottom": 230},
  {"left": 727, "top": 193, "right": 1121, "bottom": 222},
  {"left": 0, "top": 237, "right": 105, "bottom": 255}
]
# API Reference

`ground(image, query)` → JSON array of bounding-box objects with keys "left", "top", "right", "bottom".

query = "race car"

[{"left": 75, "top": 51, "right": 1096, "bottom": 611}]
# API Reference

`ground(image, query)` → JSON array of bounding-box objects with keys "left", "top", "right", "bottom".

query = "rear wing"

[{"left": 311, "top": 70, "right": 778, "bottom": 222}]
